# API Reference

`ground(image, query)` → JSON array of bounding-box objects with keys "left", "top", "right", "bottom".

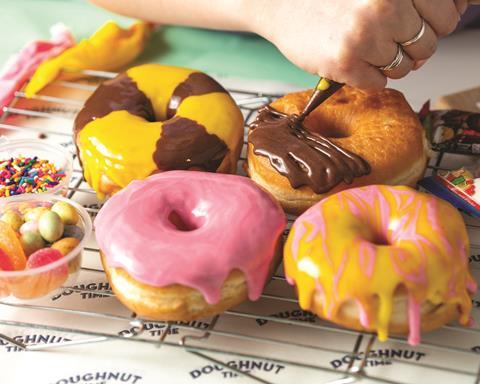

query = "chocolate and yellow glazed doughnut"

[{"left": 74, "top": 64, "right": 244, "bottom": 198}]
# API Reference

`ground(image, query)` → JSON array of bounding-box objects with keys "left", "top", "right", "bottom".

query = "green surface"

[{"left": 0, "top": 0, "right": 317, "bottom": 87}]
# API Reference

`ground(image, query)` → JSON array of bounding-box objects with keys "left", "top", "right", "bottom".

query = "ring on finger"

[
  {"left": 378, "top": 44, "right": 404, "bottom": 71},
  {"left": 401, "top": 19, "right": 426, "bottom": 47}
]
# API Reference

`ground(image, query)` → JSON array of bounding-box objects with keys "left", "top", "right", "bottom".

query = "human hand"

[{"left": 250, "top": 0, "right": 467, "bottom": 90}]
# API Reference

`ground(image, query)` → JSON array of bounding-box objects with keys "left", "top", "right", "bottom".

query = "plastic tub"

[
  {"left": 0, "top": 194, "right": 92, "bottom": 300},
  {"left": 0, "top": 138, "right": 73, "bottom": 200}
]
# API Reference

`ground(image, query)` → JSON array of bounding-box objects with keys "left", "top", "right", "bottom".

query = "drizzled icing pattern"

[
  {"left": 95, "top": 171, "right": 286, "bottom": 304},
  {"left": 285, "top": 185, "right": 476, "bottom": 344},
  {"left": 249, "top": 105, "right": 371, "bottom": 194}
]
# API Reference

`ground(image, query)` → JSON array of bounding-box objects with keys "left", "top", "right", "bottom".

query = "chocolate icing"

[
  {"left": 74, "top": 74, "right": 155, "bottom": 135},
  {"left": 166, "top": 72, "right": 227, "bottom": 118},
  {"left": 75, "top": 71, "right": 230, "bottom": 173},
  {"left": 154, "top": 116, "right": 228, "bottom": 172},
  {"left": 249, "top": 88, "right": 371, "bottom": 194}
]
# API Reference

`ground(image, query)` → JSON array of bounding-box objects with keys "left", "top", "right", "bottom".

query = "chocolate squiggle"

[{"left": 249, "top": 105, "right": 371, "bottom": 194}]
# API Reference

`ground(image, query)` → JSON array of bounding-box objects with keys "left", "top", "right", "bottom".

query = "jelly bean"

[
  {"left": 19, "top": 220, "right": 39, "bottom": 235},
  {"left": 51, "top": 237, "right": 80, "bottom": 256},
  {"left": 27, "top": 248, "right": 64, "bottom": 268},
  {"left": 18, "top": 202, "right": 34, "bottom": 214},
  {"left": 51, "top": 201, "right": 79, "bottom": 225},
  {"left": 12, "top": 248, "right": 68, "bottom": 299},
  {"left": 20, "top": 232, "right": 46, "bottom": 256},
  {"left": 39, "top": 211, "right": 64, "bottom": 243},
  {"left": 24, "top": 207, "right": 50, "bottom": 222},
  {"left": 0, "top": 248, "right": 14, "bottom": 271},
  {"left": 0, "top": 221, "right": 27, "bottom": 270},
  {"left": 63, "top": 225, "right": 84, "bottom": 240},
  {"left": 0, "top": 211, "right": 24, "bottom": 232}
]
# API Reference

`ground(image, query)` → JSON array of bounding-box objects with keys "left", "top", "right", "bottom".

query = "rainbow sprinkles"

[{"left": 0, "top": 156, "right": 66, "bottom": 197}]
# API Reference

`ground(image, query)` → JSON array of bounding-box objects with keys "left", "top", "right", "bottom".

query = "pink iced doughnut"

[{"left": 95, "top": 171, "right": 286, "bottom": 320}]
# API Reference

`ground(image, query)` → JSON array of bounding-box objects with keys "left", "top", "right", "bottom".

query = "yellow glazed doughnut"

[
  {"left": 285, "top": 185, "right": 476, "bottom": 344},
  {"left": 74, "top": 64, "right": 244, "bottom": 198}
]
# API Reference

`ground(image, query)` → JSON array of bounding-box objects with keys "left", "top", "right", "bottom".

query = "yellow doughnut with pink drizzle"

[{"left": 285, "top": 185, "right": 476, "bottom": 344}]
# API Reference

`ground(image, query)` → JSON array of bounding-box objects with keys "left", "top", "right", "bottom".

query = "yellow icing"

[
  {"left": 317, "top": 78, "right": 332, "bottom": 91},
  {"left": 78, "top": 111, "right": 161, "bottom": 197},
  {"left": 127, "top": 64, "right": 194, "bottom": 121},
  {"left": 175, "top": 93, "right": 244, "bottom": 149},
  {"left": 25, "top": 21, "right": 151, "bottom": 96},
  {"left": 284, "top": 186, "right": 475, "bottom": 341}
]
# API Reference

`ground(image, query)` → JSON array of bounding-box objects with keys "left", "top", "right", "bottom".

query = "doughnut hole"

[
  {"left": 304, "top": 113, "right": 351, "bottom": 139},
  {"left": 364, "top": 216, "right": 401, "bottom": 247},
  {"left": 348, "top": 215, "right": 392, "bottom": 247},
  {"left": 269, "top": 86, "right": 360, "bottom": 139},
  {"left": 367, "top": 227, "right": 391, "bottom": 247},
  {"left": 303, "top": 95, "right": 356, "bottom": 139},
  {"left": 167, "top": 209, "right": 205, "bottom": 232}
]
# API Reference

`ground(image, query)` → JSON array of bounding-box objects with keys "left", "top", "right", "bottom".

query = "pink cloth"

[{"left": 0, "top": 23, "right": 75, "bottom": 114}]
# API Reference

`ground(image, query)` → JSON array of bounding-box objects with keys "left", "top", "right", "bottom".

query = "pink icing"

[
  {"left": 358, "top": 241, "right": 375, "bottom": 278},
  {"left": 0, "top": 23, "right": 74, "bottom": 113},
  {"left": 467, "top": 279, "right": 478, "bottom": 294},
  {"left": 95, "top": 171, "right": 286, "bottom": 304},
  {"left": 408, "top": 295, "right": 421, "bottom": 345}
]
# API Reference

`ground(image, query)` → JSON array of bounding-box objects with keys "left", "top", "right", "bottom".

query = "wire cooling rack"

[{"left": 0, "top": 69, "right": 480, "bottom": 384}]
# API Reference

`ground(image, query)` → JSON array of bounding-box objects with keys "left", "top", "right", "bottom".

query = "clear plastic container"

[
  {"left": 0, "top": 138, "right": 73, "bottom": 200},
  {"left": 0, "top": 194, "right": 92, "bottom": 301}
]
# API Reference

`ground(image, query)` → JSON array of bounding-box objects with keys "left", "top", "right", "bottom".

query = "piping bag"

[{"left": 297, "top": 77, "right": 344, "bottom": 121}]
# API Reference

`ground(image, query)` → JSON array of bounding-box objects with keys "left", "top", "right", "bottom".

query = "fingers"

[
  {"left": 355, "top": 1, "right": 434, "bottom": 83},
  {"left": 413, "top": 0, "right": 460, "bottom": 37},
  {"left": 454, "top": 0, "right": 469, "bottom": 14},
  {"left": 328, "top": 60, "right": 387, "bottom": 91},
  {"left": 413, "top": 59, "right": 427, "bottom": 70},
  {"left": 375, "top": 44, "right": 415, "bottom": 80},
  {"left": 400, "top": 19, "right": 438, "bottom": 62}
]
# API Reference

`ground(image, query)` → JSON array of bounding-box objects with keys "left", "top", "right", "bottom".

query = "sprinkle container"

[{"left": 0, "top": 138, "right": 73, "bottom": 200}]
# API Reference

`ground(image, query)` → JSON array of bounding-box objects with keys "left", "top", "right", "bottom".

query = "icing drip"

[
  {"left": 285, "top": 185, "right": 476, "bottom": 344},
  {"left": 408, "top": 295, "right": 421, "bottom": 345},
  {"left": 249, "top": 106, "right": 371, "bottom": 194}
]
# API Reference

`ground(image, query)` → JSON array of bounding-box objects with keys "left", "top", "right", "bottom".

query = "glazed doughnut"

[
  {"left": 285, "top": 185, "right": 476, "bottom": 344},
  {"left": 95, "top": 171, "right": 286, "bottom": 320},
  {"left": 74, "top": 64, "right": 244, "bottom": 198},
  {"left": 248, "top": 86, "right": 429, "bottom": 214}
]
